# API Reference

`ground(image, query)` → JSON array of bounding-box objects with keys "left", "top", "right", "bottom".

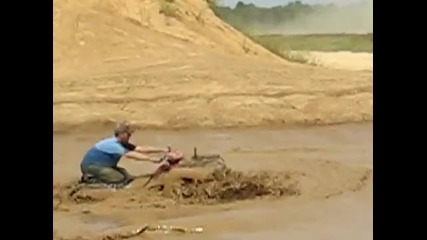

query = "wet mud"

[
  {"left": 54, "top": 169, "right": 303, "bottom": 210},
  {"left": 53, "top": 124, "right": 372, "bottom": 240}
]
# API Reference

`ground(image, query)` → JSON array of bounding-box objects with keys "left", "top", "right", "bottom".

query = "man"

[{"left": 80, "top": 121, "right": 169, "bottom": 186}]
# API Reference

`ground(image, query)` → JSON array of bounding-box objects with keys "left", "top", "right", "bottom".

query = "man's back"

[{"left": 81, "top": 137, "right": 128, "bottom": 167}]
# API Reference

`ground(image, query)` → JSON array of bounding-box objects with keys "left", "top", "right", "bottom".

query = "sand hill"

[
  {"left": 54, "top": 0, "right": 280, "bottom": 78},
  {"left": 53, "top": 0, "right": 372, "bottom": 132}
]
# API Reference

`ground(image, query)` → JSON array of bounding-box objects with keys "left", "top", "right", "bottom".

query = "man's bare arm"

[
  {"left": 124, "top": 151, "right": 162, "bottom": 163},
  {"left": 135, "top": 146, "right": 169, "bottom": 154}
]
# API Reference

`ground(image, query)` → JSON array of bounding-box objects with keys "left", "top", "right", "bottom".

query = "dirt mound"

[{"left": 53, "top": 0, "right": 279, "bottom": 78}]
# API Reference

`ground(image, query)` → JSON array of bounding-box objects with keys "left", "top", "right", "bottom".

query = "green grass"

[
  {"left": 245, "top": 34, "right": 315, "bottom": 65},
  {"left": 252, "top": 33, "right": 373, "bottom": 53}
]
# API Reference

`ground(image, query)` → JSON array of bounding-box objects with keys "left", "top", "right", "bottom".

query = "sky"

[{"left": 221, "top": 0, "right": 366, "bottom": 7}]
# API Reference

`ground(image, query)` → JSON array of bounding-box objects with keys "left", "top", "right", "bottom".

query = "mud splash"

[
  {"left": 167, "top": 169, "right": 301, "bottom": 204},
  {"left": 54, "top": 169, "right": 301, "bottom": 210}
]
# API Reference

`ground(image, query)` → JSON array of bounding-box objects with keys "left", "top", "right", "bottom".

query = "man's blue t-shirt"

[{"left": 81, "top": 137, "right": 132, "bottom": 167}]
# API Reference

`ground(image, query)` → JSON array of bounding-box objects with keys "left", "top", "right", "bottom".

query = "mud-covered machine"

[
  {"left": 140, "top": 147, "right": 227, "bottom": 189},
  {"left": 80, "top": 147, "right": 227, "bottom": 190}
]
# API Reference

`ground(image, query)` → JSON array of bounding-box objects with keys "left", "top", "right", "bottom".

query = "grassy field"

[
  {"left": 247, "top": 33, "right": 372, "bottom": 64},
  {"left": 252, "top": 33, "right": 373, "bottom": 53}
]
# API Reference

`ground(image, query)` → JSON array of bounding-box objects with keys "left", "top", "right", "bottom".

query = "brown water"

[{"left": 53, "top": 123, "right": 372, "bottom": 240}]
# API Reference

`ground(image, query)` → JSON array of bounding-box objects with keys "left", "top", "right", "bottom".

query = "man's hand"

[{"left": 165, "top": 151, "right": 183, "bottom": 160}]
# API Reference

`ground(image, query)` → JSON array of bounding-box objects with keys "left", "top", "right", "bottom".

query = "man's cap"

[{"left": 114, "top": 121, "right": 136, "bottom": 135}]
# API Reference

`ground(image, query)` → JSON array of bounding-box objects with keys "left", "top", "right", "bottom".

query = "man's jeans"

[{"left": 80, "top": 164, "right": 133, "bottom": 184}]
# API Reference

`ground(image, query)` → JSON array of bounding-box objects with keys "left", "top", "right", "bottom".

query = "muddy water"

[{"left": 53, "top": 123, "right": 372, "bottom": 240}]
